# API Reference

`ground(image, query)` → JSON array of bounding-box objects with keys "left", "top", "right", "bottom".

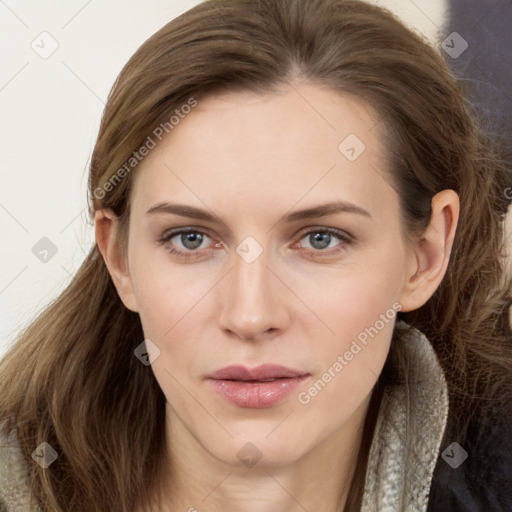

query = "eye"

[
  {"left": 295, "top": 228, "right": 353, "bottom": 254},
  {"left": 158, "top": 226, "right": 353, "bottom": 260},
  {"left": 158, "top": 228, "right": 221, "bottom": 259},
  {"left": 170, "top": 230, "right": 209, "bottom": 250}
]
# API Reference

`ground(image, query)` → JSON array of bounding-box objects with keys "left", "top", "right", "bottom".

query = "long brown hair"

[{"left": 1, "top": 1, "right": 511, "bottom": 511}]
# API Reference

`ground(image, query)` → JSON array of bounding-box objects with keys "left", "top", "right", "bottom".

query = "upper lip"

[{"left": 207, "top": 364, "right": 309, "bottom": 381}]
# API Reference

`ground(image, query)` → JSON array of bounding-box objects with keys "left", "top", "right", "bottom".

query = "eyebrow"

[{"left": 145, "top": 200, "right": 372, "bottom": 226}]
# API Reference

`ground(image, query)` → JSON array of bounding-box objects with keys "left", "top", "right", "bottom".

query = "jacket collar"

[{"left": 361, "top": 320, "right": 450, "bottom": 512}]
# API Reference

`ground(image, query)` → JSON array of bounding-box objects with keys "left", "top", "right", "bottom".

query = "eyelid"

[{"left": 294, "top": 225, "right": 354, "bottom": 243}]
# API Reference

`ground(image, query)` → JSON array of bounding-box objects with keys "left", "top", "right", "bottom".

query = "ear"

[
  {"left": 94, "top": 209, "right": 139, "bottom": 312},
  {"left": 398, "top": 189, "right": 460, "bottom": 312}
]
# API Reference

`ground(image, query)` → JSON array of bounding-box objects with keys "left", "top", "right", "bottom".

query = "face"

[{"left": 115, "top": 83, "right": 417, "bottom": 468}]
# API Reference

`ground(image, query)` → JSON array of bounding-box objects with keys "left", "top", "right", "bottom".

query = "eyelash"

[{"left": 157, "top": 227, "right": 354, "bottom": 261}]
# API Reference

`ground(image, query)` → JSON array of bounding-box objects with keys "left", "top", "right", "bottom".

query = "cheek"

[
  {"left": 128, "top": 242, "right": 205, "bottom": 336},
  {"left": 129, "top": 261, "right": 205, "bottom": 405},
  {"left": 294, "top": 276, "right": 398, "bottom": 426},
  {"left": 293, "top": 248, "right": 404, "bottom": 346},
  {"left": 290, "top": 250, "right": 403, "bottom": 400},
  {"left": 128, "top": 250, "right": 216, "bottom": 391}
]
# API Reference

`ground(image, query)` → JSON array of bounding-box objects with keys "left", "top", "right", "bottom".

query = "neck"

[{"left": 156, "top": 396, "right": 372, "bottom": 512}]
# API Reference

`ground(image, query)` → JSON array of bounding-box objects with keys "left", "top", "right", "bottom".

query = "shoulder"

[
  {"left": 0, "top": 419, "right": 41, "bottom": 512},
  {"left": 428, "top": 409, "right": 512, "bottom": 511}
]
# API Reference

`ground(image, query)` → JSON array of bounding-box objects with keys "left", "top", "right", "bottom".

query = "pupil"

[
  {"left": 182, "top": 232, "right": 203, "bottom": 249},
  {"left": 311, "top": 232, "right": 330, "bottom": 249}
]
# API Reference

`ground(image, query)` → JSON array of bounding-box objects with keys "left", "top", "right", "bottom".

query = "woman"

[{"left": 1, "top": 0, "right": 511, "bottom": 510}]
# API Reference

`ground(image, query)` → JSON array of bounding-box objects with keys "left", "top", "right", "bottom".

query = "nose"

[{"left": 217, "top": 247, "right": 292, "bottom": 342}]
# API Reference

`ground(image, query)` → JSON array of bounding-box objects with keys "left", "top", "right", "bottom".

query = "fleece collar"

[{"left": 361, "top": 320, "right": 450, "bottom": 512}]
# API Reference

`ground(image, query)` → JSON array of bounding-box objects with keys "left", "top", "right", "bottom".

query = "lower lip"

[{"left": 208, "top": 376, "right": 309, "bottom": 408}]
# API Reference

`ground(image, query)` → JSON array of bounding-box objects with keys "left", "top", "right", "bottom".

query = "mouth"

[
  {"left": 206, "top": 364, "right": 310, "bottom": 408},
  {"left": 207, "top": 363, "right": 309, "bottom": 381}
]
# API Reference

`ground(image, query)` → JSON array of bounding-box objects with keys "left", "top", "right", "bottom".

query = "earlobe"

[
  {"left": 399, "top": 190, "right": 460, "bottom": 312},
  {"left": 94, "top": 209, "right": 139, "bottom": 312}
]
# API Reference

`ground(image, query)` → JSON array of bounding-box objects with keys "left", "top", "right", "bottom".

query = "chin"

[{"left": 203, "top": 429, "right": 311, "bottom": 469}]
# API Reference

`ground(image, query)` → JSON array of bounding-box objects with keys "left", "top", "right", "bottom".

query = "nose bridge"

[
  {"left": 234, "top": 247, "right": 269, "bottom": 303},
  {"left": 218, "top": 245, "right": 288, "bottom": 340}
]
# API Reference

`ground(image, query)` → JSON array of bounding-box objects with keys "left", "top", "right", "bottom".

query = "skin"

[{"left": 95, "top": 82, "right": 459, "bottom": 512}]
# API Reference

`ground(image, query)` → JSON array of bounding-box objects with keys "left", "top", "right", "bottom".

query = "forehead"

[{"left": 131, "top": 83, "right": 397, "bottom": 225}]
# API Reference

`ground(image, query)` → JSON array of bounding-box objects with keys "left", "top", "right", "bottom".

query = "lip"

[{"left": 206, "top": 364, "right": 310, "bottom": 408}]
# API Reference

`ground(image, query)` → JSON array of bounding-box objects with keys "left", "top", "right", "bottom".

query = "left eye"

[{"left": 297, "top": 229, "right": 350, "bottom": 251}]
